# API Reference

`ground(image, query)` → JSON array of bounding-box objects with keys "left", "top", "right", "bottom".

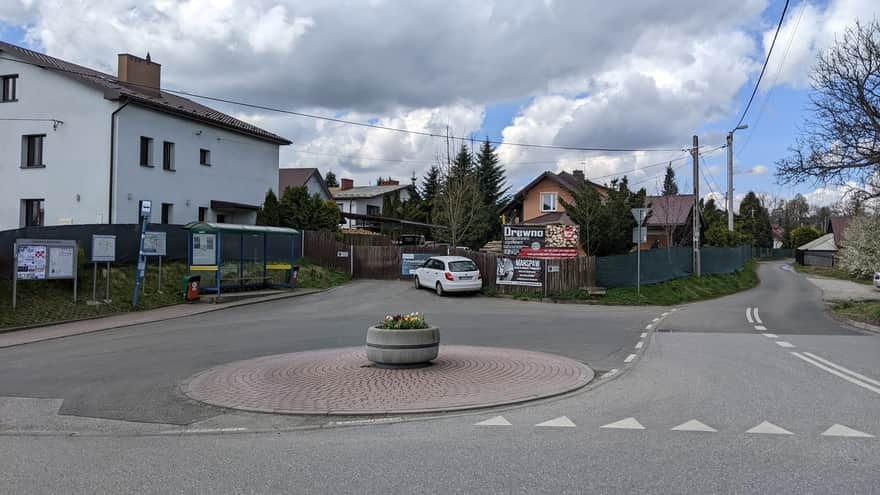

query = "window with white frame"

[
  {"left": 1, "top": 74, "right": 17, "bottom": 102},
  {"left": 540, "top": 192, "right": 557, "bottom": 212}
]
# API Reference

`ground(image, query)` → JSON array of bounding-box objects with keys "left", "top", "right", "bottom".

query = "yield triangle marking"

[
  {"left": 746, "top": 421, "right": 793, "bottom": 435},
  {"left": 821, "top": 424, "right": 874, "bottom": 438},
  {"left": 601, "top": 417, "right": 645, "bottom": 429},
  {"left": 475, "top": 416, "right": 511, "bottom": 426},
  {"left": 671, "top": 419, "right": 717, "bottom": 432},
  {"left": 536, "top": 416, "right": 576, "bottom": 428}
]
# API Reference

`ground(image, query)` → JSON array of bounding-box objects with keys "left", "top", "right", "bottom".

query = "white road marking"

[
  {"left": 746, "top": 421, "right": 793, "bottom": 435},
  {"left": 671, "top": 420, "right": 717, "bottom": 433},
  {"left": 536, "top": 416, "right": 577, "bottom": 428},
  {"left": 776, "top": 341, "right": 796, "bottom": 348},
  {"left": 328, "top": 417, "right": 403, "bottom": 426},
  {"left": 652, "top": 317, "right": 660, "bottom": 322},
  {"left": 640, "top": 332, "right": 647, "bottom": 338},
  {"left": 821, "top": 424, "right": 874, "bottom": 438},
  {"left": 762, "top": 333, "right": 778, "bottom": 338},
  {"left": 662, "top": 312, "right": 670, "bottom": 316},
  {"left": 475, "top": 416, "right": 512, "bottom": 426},
  {"left": 165, "top": 427, "right": 248, "bottom": 434},
  {"left": 753, "top": 308, "right": 763, "bottom": 324},
  {"left": 746, "top": 307, "right": 754, "bottom": 324},
  {"left": 754, "top": 325, "right": 767, "bottom": 331},
  {"left": 601, "top": 417, "right": 645, "bottom": 430},
  {"left": 603, "top": 369, "right": 619, "bottom": 378},
  {"left": 635, "top": 341, "right": 643, "bottom": 349},
  {"left": 645, "top": 324, "right": 653, "bottom": 330},
  {"left": 802, "top": 352, "right": 880, "bottom": 388},
  {"left": 791, "top": 352, "right": 880, "bottom": 395},
  {"left": 624, "top": 354, "right": 637, "bottom": 363}
]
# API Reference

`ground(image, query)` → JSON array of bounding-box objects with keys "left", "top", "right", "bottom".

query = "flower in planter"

[{"left": 379, "top": 312, "right": 428, "bottom": 329}]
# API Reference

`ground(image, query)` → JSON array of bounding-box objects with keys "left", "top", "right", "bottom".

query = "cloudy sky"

[{"left": 1, "top": 0, "right": 877, "bottom": 208}]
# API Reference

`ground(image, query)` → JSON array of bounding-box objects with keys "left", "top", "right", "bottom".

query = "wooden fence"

[{"left": 302, "top": 231, "right": 596, "bottom": 295}]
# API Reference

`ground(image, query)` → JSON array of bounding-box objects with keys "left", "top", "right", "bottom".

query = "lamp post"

[{"left": 727, "top": 124, "right": 748, "bottom": 231}]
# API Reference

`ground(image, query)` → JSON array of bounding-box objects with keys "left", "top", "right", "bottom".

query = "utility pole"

[
  {"left": 727, "top": 124, "right": 748, "bottom": 231},
  {"left": 692, "top": 135, "right": 701, "bottom": 277}
]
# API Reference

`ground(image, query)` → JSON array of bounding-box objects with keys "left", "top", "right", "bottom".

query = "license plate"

[{"left": 459, "top": 276, "right": 472, "bottom": 280}]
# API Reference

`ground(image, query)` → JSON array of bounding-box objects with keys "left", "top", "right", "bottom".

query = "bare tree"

[{"left": 776, "top": 20, "right": 880, "bottom": 200}]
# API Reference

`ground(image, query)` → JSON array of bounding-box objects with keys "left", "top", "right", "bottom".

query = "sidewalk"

[
  {"left": 804, "top": 276, "right": 880, "bottom": 302},
  {"left": 0, "top": 288, "right": 324, "bottom": 349}
]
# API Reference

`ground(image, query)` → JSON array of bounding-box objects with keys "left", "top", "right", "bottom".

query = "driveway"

[{"left": 800, "top": 272, "right": 880, "bottom": 302}]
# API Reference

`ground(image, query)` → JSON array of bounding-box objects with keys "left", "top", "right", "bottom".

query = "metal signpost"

[
  {"left": 631, "top": 208, "right": 651, "bottom": 296},
  {"left": 132, "top": 200, "right": 151, "bottom": 308},
  {"left": 12, "top": 239, "right": 78, "bottom": 309},
  {"left": 90, "top": 234, "right": 116, "bottom": 304},
  {"left": 143, "top": 231, "right": 167, "bottom": 292}
]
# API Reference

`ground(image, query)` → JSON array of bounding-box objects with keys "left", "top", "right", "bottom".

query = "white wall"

[
  {"left": 305, "top": 174, "right": 328, "bottom": 200},
  {"left": 0, "top": 55, "right": 116, "bottom": 230},
  {"left": 335, "top": 188, "right": 411, "bottom": 228},
  {"left": 113, "top": 105, "right": 280, "bottom": 225}
]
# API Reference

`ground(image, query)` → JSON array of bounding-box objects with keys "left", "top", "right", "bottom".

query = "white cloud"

[
  {"left": 739, "top": 164, "right": 769, "bottom": 175},
  {"left": 803, "top": 182, "right": 862, "bottom": 206}
]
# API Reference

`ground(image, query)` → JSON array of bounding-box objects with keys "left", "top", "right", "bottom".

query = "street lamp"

[{"left": 727, "top": 124, "right": 748, "bottom": 231}]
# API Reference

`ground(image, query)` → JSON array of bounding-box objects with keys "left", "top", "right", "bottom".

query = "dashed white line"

[
  {"left": 624, "top": 353, "right": 637, "bottom": 363},
  {"left": 791, "top": 352, "right": 880, "bottom": 395},
  {"left": 802, "top": 352, "right": 880, "bottom": 388},
  {"left": 603, "top": 368, "right": 619, "bottom": 378},
  {"left": 645, "top": 324, "right": 653, "bottom": 330},
  {"left": 761, "top": 333, "right": 779, "bottom": 339},
  {"left": 746, "top": 307, "right": 754, "bottom": 324},
  {"left": 776, "top": 341, "right": 796, "bottom": 348},
  {"left": 640, "top": 332, "right": 647, "bottom": 338},
  {"left": 662, "top": 312, "right": 670, "bottom": 316},
  {"left": 652, "top": 317, "right": 660, "bottom": 322},
  {"left": 753, "top": 308, "right": 763, "bottom": 324},
  {"left": 635, "top": 341, "right": 643, "bottom": 349},
  {"left": 754, "top": 325, "right": 767, "bottom": 331}
]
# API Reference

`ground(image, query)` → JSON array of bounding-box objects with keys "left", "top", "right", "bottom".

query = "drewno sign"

[{"left": 501, "top": 224, "right": 579, "bottom": 258}]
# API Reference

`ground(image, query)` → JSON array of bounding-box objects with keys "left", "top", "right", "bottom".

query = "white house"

[
  {"left": 278, "top": 168, "right": 332, "bottom": 200},
  {"left": 0, "top": 41, "right": 290, "bottom": 231},
  {"left": 331, "top": 178, "right": 413, "bottom": 228}
]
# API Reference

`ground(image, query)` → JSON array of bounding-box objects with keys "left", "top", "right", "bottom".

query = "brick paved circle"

[{"left": 182, "top": 345, "right": 594, "bottom": 415}]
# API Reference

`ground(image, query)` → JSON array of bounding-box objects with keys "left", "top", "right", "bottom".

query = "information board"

[
  {"left": 192, "top": 233, "right": 217, "bottom": 265},
  {"left": 91, "top": 235, "right": 116, "bottom": 262},
  {"left": 48, "top": 246, "right": 75, "bottom": 278},
  {"left": 143, "top": 231, "right": 167, "bottom": 256},
  {"left": 401, "top": 253, "right": 432, "bottom": 275},
  {"left": 16, "top": 245, "right": 47, "bottom": 280},
  {"left": 496, "top": 257, "right": 543, "bottom": 287}
]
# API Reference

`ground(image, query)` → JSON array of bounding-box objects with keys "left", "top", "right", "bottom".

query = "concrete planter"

[{"left": 365, "top": 325, "right": 440, "bottom": 368}]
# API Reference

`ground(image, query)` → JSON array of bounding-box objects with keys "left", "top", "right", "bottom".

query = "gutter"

[{"left": 108, "top": 101, "right": 131, "bottom": 223}]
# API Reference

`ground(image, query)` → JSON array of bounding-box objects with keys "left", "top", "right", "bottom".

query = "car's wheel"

[
  {"left": 414, "top": 276, "right": 420, "bottom": 289},
  {"left": 435, "top": 282, "right": 444, "bottom": 296}
]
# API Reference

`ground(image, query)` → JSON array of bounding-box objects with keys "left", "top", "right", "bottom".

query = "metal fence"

[{"left": 596, "top": 246, "right": 753, "bottom": 288}]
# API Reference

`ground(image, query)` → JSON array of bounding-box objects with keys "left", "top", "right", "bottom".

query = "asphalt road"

[{"left": 2, "top": 261, "right": 879, "bottom": 494}]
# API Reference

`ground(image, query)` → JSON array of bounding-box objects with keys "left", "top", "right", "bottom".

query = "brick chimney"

[
  {"left": 117, "top": 53, "right": 161, "bottom": 90},
  {"left": 572, "top": 170, "right": 585, "bottom": 182},
  {"left": 340, "top": 178, "right": 354, "bottom": 190},
  {"left": 378, "top": 179, "right": 400, "bottom": 186}
]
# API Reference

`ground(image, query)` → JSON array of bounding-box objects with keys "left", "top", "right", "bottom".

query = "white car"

[
  {"left": 874, "top": 271, "right": 880, "bottom": 290},
  {"left": 413, "top": 256, "right": 482, "bottom": 296}
]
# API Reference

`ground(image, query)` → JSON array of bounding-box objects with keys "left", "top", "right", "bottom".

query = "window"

[
  {"left": 21, "top": 134, "right": 45, "bottom": 168},
  {"left": 198, "top": 207, "right": 207, "bottom": 222},
  {"left": 162, "top": 141, "right": 175, "bottom": 171},
  {"left": 22, "top": 199, "right": 44, "bottom": 227},
  {"left": 199, "top": 149, "right": 211, "bottom": 166},
  {"left": 216, "top": 214, "right": 226, "bottom": 223},
  {"left": 449, "top": 260, "right": 479, "bottom": 272},
  {"left": 367, "top": 204, "right": 380, "bottom": 215},
  {"left": 161, "top": 203, "right": 173, "bottom": 224},
  {"left": 1, "top": 74, "right": 17, "bottom": 102},
  {"left": 139, "top": 137, "right": 153, "bottom": 167},
  {"left": 540, "top": 192, "right": 557, "bottom": 212}
]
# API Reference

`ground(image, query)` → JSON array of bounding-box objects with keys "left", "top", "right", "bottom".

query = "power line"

[
  {"left": 0, "top": 54, "right": 693, "bottom": 154},
  {"left": 732, "top": 0, "right": 790, "bottom": 132}
]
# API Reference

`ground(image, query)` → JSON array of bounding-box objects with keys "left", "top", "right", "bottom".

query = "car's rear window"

[{"left": 448, "top": 260, "right": 478, "bottom": 272}]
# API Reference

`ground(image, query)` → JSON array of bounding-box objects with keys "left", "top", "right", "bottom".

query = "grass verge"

[
  {"left": 792, "top": 264, "right": 872, "bottom": 285},
  {"left": 482, "top": 260, "right": 759, "bottom": 306},
  {"left": 831, "top": 300, "right": 880, "bottom": 327},
  {"left": 294, "top": 258, "right": 352, "bottom": 289}
]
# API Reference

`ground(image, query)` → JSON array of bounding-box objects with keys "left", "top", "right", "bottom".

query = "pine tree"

[
  {"left": 324, "top": 170, "right": 339, "bottom": 188},
  {"left": 474, "top": 139, "right": 509, "bottom": 246},
  {"left": 661, "top": 164, "right": 679, "bottom": 196},
  {"left": 256, "top": 189, "right": 281, "bottom": 226},
  {"left": 738, "top": 191, "right": 773, "bottom": 248},
  {"left": 450, "top": 144, "right": 474, "bottom": 180}
]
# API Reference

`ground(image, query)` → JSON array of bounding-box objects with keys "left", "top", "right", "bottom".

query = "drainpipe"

[{"left": 108, "top": 101, "right": 131, "bottom": 224}]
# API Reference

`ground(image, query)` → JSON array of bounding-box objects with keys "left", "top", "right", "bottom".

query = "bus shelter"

[{"left": 182, "top": 222, "right": 302, "bottom": 295}]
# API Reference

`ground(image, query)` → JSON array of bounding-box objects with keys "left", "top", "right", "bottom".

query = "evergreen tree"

[
  {"left": 450, "top": 144, "right": 474, "bottom": 180},
  {"left": 324, "top": 170, "right": 339, "bottom": 188},
  {"left": 661, "top": 164, "right": 679, "bottom": 196},
  {"left": 256, "top": 189, "right": 281, "bottom": 226},
  {"left": 277, "top": 186, "right": 340, "bottom": 231},
  {"left": 737, "top": 191, "right": 773, "bottom": 248},
  {"left": 420, "top": 165, "right": 442, "bottom": 223},
  {"left": 474, "top": 139, "right": 509, "bottom": 246}
]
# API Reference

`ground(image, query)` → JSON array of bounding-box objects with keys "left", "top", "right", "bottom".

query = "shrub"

[
  {"left": 838, "top": 215, "right": 880, "bottom": 279},
  {"left": 378, "top": 312, "right": 428, "bottom": 329}
]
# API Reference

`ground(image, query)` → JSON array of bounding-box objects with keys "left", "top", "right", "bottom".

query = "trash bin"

[
  {"left": 182, "top": 275, "right": 201, "bottom": 301},
  {"left": 291, "top": 266, "right": 300, "bottom": 288}
]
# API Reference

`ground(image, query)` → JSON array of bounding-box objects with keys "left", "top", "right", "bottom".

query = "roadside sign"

[
  {"left": 631, "top": 208, "right": 651, "bottom": 226},
  {"left": 142, "top": 231, "right": 167, "bottom": 256},
  {"left": 632, "top": 227, "right": 647, "bottom": 244},
  {"left": 337, "top": 250, "right": 350, "bottom": 258},
  {"left": 91, "top": 235, "right": 116, "bottom": 262},
  {"left": 548, "top": 265, "right": 561, "bottom": 273}
]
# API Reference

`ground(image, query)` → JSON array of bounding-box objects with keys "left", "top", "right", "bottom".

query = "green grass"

[
  {"left": 792, "top": 264, "right": 872, "bottom": 285},
  {"left": 294, "top": 257, "right": 352, "bottom": 289},
  {"left": 482, "top": 260, "right": 760, "bottom": 306},
  {"left": 832, "top": 300, "right": 880, "bottom": 326}
]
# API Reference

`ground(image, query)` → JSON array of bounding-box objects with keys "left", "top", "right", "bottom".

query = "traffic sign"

[
  {"left": 632, "top": 227, "right": 647, "bottom": 244},
  {"left": 631, "top": 208, "right": 651, "bottom": 226}
]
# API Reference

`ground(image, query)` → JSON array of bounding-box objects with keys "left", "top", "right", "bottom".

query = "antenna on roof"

[{"left": 145, "top": 52, "right": 151, "bottom": 62}]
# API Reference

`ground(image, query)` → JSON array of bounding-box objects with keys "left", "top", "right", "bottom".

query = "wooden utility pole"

[{"left": 692, "top": 135, "right": 701, "bottom": 277}]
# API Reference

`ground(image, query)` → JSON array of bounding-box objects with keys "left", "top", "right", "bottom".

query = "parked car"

[
  {"left": 413, "top": 256, "right": 482, "bottom": 295},
  {"left": 874, "top": 271, "right": 880, "bottom": 289}
]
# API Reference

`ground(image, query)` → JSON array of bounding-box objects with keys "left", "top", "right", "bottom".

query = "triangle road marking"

[
  {"left": 671, "top": 419, "right": 717, "bottom": 432},
  {"left": 475, "top": 416, "right": 512, "bottom": 426},
  {"left": 822, "top": 424, "right": 874, "bottom": 438},
  {"left": 601, "top": 417, "right": 645, "bottom": 430},
  {"left": 536, "top": 416, "right": 577, "bottom": 428},
  {"left": 746, "top": 421, "right": 793, "bottom": 435}
]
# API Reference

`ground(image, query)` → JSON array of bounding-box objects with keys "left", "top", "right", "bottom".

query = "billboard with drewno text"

[{"left": 501, "top": 224, "right": 579, "bottom": 258}]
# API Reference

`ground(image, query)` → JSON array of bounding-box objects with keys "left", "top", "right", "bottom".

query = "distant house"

[
  {"left": 826, "top": 216, "right": 851, "bottom": 247},
  {"left": 644, "top": 195, "right": 698, "bottom": 248},
  {"left": 278, "top": 168, "right": 332, "bottom": 201},
  {"left": 330, "top": 178, "right": 413, "bottom": 229},
  {"left": 500, "top": 170, "right": 607, "bottom": 225},
  {"left": 772, "top": 224, "right": 785, "bottom": 249},
  {"left": 797, "top": 216, "right": 851, "bottom": 266}
]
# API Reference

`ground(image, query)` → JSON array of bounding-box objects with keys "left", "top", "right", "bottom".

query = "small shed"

[
  {"left": 182, "top": 222, "right": 302, "bottom": 295},
  {"left": 796, "top": 233, "right": 837, "bottom": 266}
]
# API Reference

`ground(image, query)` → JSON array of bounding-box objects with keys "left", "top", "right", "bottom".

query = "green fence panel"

[
  {"left": 596, "top": 246, "right": 692, "bottom": 288},
  {"left": 702, "top": 246, "right": 749, "bottom": 275}
]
